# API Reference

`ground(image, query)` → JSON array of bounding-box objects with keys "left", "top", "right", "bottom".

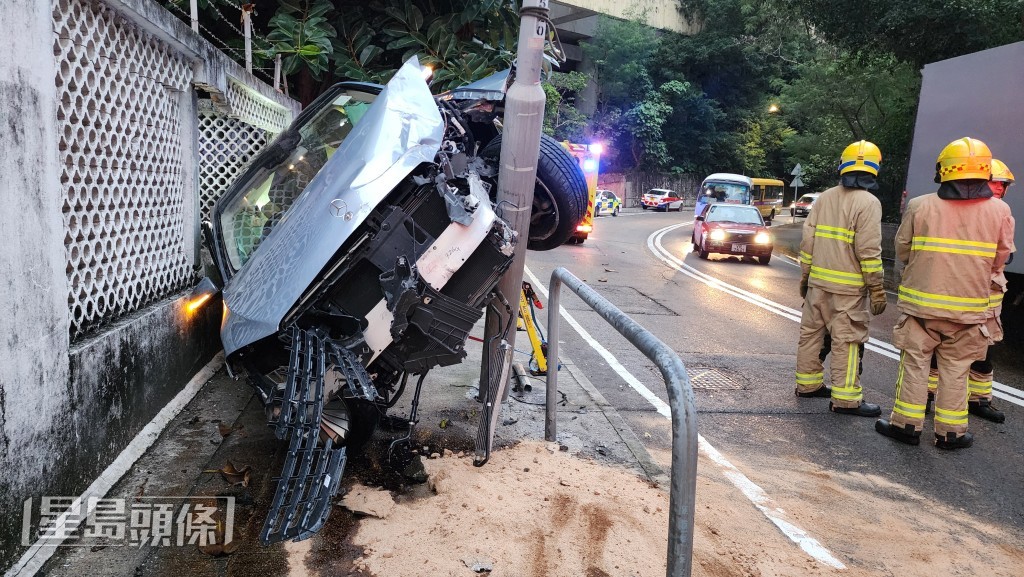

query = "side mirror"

[{"left": 695, "top": 215, "right": 705, "bottom": 221}]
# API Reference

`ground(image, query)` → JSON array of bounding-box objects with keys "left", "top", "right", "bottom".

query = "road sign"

[
  {"left": 791, "top": 176, "right": 804, "bottom": 188},
  {"left": 791, "top": 163, "right": 804, "bottom": 176}
]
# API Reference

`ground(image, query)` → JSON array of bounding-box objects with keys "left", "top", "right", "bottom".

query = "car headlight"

[
  {"left": 754, "top": 232, "right": 771, "bottom": 244},
  {"left": 710, "top": 229, "right": 726, "bottom": 241}
]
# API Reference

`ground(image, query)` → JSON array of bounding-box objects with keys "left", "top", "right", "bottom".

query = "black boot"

[
  {"left": 830, "top": 401, "right": 881, "bottom": 417},
  {"left": 934, "top": 431, "right": 974, "bottom": 450},
  {"left": 926, "top": 391, "right": 934, "bottom": 414},
  {"left": 875, "top": 419, "right": 921, "bottom": 446},
  {"left": 795, "top": 386, "right": 831, "bottom": 398},
  {"left": 968, "top": 399, "right": 1005, "bottom": 424}
]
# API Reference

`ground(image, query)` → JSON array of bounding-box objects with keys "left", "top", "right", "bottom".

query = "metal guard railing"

[{"left": 544, "top": 267, "right": 698, "bottom": 577}]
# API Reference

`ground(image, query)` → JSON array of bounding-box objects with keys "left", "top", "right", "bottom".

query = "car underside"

[{"left": 203, "top": 59, "right": 586, "bottom": 543}]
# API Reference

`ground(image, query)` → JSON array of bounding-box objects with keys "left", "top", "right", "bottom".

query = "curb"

[{"left": 557, "top": 355, "right": 671, "bottom": 488}]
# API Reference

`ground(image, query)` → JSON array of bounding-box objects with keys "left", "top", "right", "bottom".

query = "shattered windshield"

[{"left": 218, "top": 89, "right": 376, "bottom": 271}]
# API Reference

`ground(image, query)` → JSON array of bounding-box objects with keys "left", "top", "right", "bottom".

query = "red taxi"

[{"left": 692, "top": 203, "right": 773, "bottom": 264}]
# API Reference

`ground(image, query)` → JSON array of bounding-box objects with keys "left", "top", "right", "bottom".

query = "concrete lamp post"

[{"left": 474, "top": 0, "right": 550, "bottom": 465}]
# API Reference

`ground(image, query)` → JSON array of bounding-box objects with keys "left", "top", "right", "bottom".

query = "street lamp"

[{"left": 768, "top": 103, "right": 780, "bottom": 114}]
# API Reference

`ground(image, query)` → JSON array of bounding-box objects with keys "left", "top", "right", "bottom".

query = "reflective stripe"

[
  {"left": 894, "top": 400, "right": 926, "bottom": 419},
  {"left": 815, "top": 224, "right": 856, "bottom": 244},
  {"left": 927, "top": 374, "right": 938, "bottom": 391},
  {"left": 832, "top": 343, "right": 863, "bottom": 402},
  {"left": 799, "top": 251, "right": 813, "bottom": 265},
  {"left": 967, "top": 377, "right": 992, "bottom": 395},
  {"left": 898, "top": 285, "right": 989, "bottom": 312},
  {"left": 911, "top": 236, "right": 997, "bottom": 258},
  {"left": 893, "top": 352, "right": 926, "bottom": 420},
  {"left": 859, "top": 258, "right": 883, "bottom": 273},
  {"left": 810, "top": 265, "right": 865, "bottom": 287},
  {"left": 935, "top": 406, "right": 969, "bottom": 426},
  {"left": 989, "top": 293, "right": 1004, "bottom": 309},
  {"left": 796, "top": 371, "right": 824, "bottom": 385}
]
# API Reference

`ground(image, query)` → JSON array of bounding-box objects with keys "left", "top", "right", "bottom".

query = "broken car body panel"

[{"left": 217, "top": 59, "right": 444, "bottom": 357}]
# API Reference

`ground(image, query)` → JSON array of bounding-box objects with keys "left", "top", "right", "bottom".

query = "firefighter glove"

[
  {"left": 799, "top": 275, "right": 809, "bottom": 299},
  {"left": 869, "top": 284, "right": 887, "bottom": 315}
]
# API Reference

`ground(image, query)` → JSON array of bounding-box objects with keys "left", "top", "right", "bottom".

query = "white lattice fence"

[
  {"left": 225, "top": 79, "right": 292, "bottom": 134},
  {"left": 55, "top": 0, "right": 194, "bottom": 339},
  {"left": 197, "top": 103, "right": 271, "bottom": 221}
]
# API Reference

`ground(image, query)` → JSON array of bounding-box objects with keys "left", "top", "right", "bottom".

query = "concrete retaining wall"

[{"left": 0, "top": 0, "right": 297, "bottom": 568}]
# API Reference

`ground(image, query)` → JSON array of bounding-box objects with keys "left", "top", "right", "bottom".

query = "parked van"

[
  {"left": 694, "top": 173, "right": 753, "bottom": 218},
  {"left": 751, "top": 177, "right": 784, "bottom": 223}
]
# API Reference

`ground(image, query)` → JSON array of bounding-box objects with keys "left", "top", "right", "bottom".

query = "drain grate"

[{"left": 686, "top": 367, "right": 744, "bottom": 391}]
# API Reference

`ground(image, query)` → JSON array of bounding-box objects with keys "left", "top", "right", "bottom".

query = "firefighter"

[
  {"left": 795, "top": 140, "right": 887, "bottom": 417},
  {"left": 925, "top": 159, "right": 1014, "bottom": 422},
  {"left": 876, "top": 138, "right": 1015, "bottom": 449}
]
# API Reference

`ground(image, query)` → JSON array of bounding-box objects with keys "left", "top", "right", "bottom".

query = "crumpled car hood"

[{"left": 220, "top": 58, "right": 444, "bottom": 357}]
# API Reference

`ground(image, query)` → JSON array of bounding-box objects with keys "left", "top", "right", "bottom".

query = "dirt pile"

[{"left": 344, "top": 441, "right": 1024, "bottom": 577}]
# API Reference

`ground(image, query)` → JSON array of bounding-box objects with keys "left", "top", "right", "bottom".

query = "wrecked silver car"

[{"left": 204, "top": 58, "right": 587, "bottom": 543}]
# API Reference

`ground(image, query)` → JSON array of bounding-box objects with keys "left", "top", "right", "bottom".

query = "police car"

[{"left": 595, "top": 189, "right": 621, "bottom": 216}]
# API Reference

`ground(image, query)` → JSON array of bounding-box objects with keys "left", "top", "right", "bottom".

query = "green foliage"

[
  {"left": 266, "top": 0, "right": 336, "bottom": 78},
  {"left": 581, "top": 16, "right": 659, "bottom": 109},
  {"left": 779, "top": 52, "right": 919, "bottom": 194},
  {"left": 255, "top": 0, "right": 519, "bottom": 91},
  {"left": 543, "top": 71, "right": 589, "bottom": 141},
  {"left": 787, "top": 0, "right": 1024, "bottom": 68}
]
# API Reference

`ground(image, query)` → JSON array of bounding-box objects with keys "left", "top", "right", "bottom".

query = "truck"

[{"left": 905, "top": 40, "right": 1024, "bottom": 301}]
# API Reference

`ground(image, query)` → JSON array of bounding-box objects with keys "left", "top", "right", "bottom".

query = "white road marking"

[
  {"left": 6, "top": 354, "right": 225, "bottom": 577},
  {"left": 522, "top": 265, "right": 847, "bottom": 570},
  {"left": 649, "top": 222, "right": 1024, "bottom": 408}
]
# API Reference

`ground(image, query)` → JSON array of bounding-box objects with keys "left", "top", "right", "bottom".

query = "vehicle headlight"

[
  {"left": 755, "top": 232, "right": 771, "bottom": 244},
  {"left": 710, "top": 229, "right": 726, "bottom": 241}
]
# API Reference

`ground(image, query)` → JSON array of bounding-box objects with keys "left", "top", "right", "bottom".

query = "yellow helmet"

[
  {"left": 839, "top": 140, "right": 882, "bottom": 176},
  {"left": 935, "top": 137, "right": 992, "bottom": 182},
  {"left": 991, "top": 158, "right": 1015, "bottom": 184}
]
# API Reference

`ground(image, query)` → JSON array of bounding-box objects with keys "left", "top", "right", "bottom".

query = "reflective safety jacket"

[
  {"left": 799, "top": 185, "right": 884, "bottom": 295},
  {"left": 896, "top": 194, "right": 1015, "bottom": 324}
]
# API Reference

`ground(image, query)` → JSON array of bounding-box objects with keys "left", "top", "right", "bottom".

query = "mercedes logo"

[{"left": 329, "top": 199, "right": 347, "bottom": 217}]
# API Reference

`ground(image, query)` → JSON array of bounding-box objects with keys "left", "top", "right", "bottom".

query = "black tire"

[
  {"left": 697, "top": 239, "right": 709, "bottom": 259},
  {"left": 613, "top": 206, "right": 619, "bottom": 217},
  {"left": 642, "top": 205, "right": 648, "bottom": 210},
  {"left": 480, "top": 134, "right": 588, "bottom": 251},
  {"left": 790, "top": 208, "right": 795, "bottom": 217},
  {"left": 758, "top": 255, "right": 771, "bottom": 265}
]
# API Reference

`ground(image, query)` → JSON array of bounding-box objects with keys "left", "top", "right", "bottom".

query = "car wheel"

[
  {"left": 758, "top": 255, "right": 771, "bottom": 265},
  {"left": 480, "top": 134, "right": 587, "bottom": 251},
  {"left": 790, "top": 208, "right": 795, "bottom": 217},
  {"left": 642, "top": 205, "right": 648, "bottom": 210},
  {"left": 613, "top": 206, "right": 619, "bottom": 217},
  {"left": 697, "top": 239, "right": 709, "bottom": 259}
]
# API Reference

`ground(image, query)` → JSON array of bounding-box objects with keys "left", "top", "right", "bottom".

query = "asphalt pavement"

[{"left": 525, "top": 210, "right": 1024, "bottom": 538}]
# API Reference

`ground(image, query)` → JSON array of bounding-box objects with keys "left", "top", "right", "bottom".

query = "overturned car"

[{"left": 203, "top": 59, "right": 587, "bottom": 543}]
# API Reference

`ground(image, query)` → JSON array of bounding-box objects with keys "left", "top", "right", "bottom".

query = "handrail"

[{"left": 545, "top": 267, "right": 698, "bottom": 577}]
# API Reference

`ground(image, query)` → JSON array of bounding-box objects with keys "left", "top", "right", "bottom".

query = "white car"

[{"left": 641, "top": 188, "right": 684, "bottom": 211}]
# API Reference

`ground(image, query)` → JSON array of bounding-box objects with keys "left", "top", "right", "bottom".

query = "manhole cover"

[{"left": 686, "top": 367, "right": 744, "bottom": 390}]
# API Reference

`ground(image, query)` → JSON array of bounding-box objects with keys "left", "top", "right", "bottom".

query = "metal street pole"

[{"left": 474, "top": 0, "right": 549, "bottom": 465}]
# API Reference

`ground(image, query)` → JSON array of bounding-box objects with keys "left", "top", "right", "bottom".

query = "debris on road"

[
  {"left": 341, "top": 484, "right": 397, "bottom": 519},
  {"left": 206, "top": 461, "right": 251, "bottom": 487}
]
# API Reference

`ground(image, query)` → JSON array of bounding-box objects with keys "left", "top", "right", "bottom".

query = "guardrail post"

[{"left": 544, "top": 267, "right": 697, "bottom": 577}]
